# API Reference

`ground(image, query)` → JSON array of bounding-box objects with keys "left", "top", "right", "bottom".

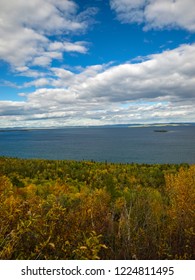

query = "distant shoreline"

[{"left": 0, "top": 122, "right": 194, "bottom": 131}]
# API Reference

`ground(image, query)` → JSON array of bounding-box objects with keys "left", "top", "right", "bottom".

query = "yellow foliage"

[{"left": 0, "top": 158, "right": 194, "bottom": 259}]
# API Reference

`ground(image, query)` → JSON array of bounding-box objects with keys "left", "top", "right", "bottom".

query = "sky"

[{"left": 0, "top": 0, "right": 195, "bottom": 128}]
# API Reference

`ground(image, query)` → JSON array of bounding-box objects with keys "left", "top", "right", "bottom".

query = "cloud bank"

[
  {"left": 110, "top": 0, "right": 195, "bottom": 31},
  {"left": 1, "top": 43, "right": 195, "bottom": 127},
  {"left": 0, "top": 0, "right": 96, "bottom": 68}
]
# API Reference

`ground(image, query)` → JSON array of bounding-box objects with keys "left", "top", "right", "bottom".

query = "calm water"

[{"left": 0, "top": 126, "right": 195, "bottom": 164}]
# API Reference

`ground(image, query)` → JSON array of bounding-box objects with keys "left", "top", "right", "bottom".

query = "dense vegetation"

[{"left": 0, "top": 157, "right": 194, "bottom": 260}]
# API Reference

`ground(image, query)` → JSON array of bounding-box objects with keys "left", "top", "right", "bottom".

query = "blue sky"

[{"left": 0, "top": 0, "right": 195, "bottom": 128}]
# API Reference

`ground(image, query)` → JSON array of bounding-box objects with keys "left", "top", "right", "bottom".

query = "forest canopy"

[{"left": 0, "top": 157, "right": 194, "bottom": 260}]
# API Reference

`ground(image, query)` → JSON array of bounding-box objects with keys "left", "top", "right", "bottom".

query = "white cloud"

[
  {"left": 24, "top": 78, "right": 53, "bottom": 88},
  {"left": 0, "top": 43, "right": 195, "bottom": 127},
  {"left": 0, "top": 0, "right": 95, "bottom": 68},
  {"left": 0, "top": 26, "right": 48, "bottom": 67},
  {"left": 110, "top": 0, "right": 195, "bottom": 31},
  {"left": 49, "top": 41, "right": 88, "bottom": 54},
  {"left": 70, "top": 44, "right": 195, "bottom": 105}
]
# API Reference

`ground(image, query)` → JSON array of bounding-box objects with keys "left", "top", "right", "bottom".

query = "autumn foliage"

[{"left": 0, "top": 157, "right": 194, "bottom": 259}]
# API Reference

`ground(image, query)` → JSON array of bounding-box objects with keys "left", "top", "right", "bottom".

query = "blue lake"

[{"left": 0, "top": 126, "right": 195, "bottom": 164}]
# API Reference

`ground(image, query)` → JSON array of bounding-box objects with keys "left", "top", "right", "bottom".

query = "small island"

[{"left": 154, "top": 129, "right": 168, "bottom": 133}]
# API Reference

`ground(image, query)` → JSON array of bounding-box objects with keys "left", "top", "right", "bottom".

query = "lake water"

[{"left": 0, "top": 126, "right": 195, "bottom": 164}]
